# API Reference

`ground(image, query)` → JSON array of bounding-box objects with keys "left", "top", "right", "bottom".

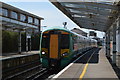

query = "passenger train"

[{"left": 40, "top": 26, "right": 97, "bottom": 69}]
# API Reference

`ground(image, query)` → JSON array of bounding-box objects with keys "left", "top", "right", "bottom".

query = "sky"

[{"left": 1, "top": 0, "right": 105, "bottom": 38}]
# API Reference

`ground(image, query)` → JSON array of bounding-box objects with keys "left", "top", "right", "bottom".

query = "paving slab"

[{"left": 54, "top": 48, "right": 119, "bottom": 80}]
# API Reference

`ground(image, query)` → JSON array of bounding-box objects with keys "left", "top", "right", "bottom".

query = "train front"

[{"left": 40, "top": 28, "right": 70, "bottom": 69}]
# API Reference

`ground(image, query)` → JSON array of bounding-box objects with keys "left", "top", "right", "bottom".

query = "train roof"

[
  {"left": 43, "top": 26, "right": 82, "bottom": 36},
  {"left": 43, "top": 26, "right": 97, "bottom": 42},
  {"left": 43, "top": 26, "right": 70, "bottom": 33}
]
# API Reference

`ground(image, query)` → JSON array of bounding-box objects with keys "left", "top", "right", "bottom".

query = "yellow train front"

[{"left": 40, "top": 27, "right": 97, "bottom": 69}]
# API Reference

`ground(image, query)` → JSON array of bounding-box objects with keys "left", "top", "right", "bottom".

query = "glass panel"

[
  {"left": 34, "top": 18, "right": 39, "bottom": 25},
  {"left": 11, "top": 11, "right": 18, "bottom": 19},
  {"left": 28, "top": 16, "right": 33, "bottom": 23},
  {"left": 42, "top": 34, "right": 49, "bottom": 48},
  {"left": 61, "top": 34, "right": 69, "bottom": 49},
  {"left": 2, "top": 8, "right": 8, "bottom": 16},
  {"left": 0, "top": 8, "right": 2, "bottom": 15},
  {"left": 20, "top": 14, "right": 26, "bottom": 22}
]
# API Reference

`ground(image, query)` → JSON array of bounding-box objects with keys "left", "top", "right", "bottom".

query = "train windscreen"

[
  {"left": 61, "top": 34, "right": 69, "bottom": 49},
  {"left": 42, "top": 34, "right": 49, "bottom": 48}
]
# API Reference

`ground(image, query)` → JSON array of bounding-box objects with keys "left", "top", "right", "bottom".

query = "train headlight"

[
  {"left": 42, "top": 51, "right": 46, "bottom": 55},
  {"left": 62, "top": 52, "right": 68, "bottom": 56}
]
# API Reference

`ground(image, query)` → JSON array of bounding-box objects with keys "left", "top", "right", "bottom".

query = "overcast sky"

[{"left": 1, "top": 0, "right": 105, "bottom": 38}]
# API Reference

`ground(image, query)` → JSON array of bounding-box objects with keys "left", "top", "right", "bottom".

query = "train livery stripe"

[
  {"left": 50, "top": 34, "right": 58, "bottom": 59},
  {"left": 61, "top": 49, "right": 69, "bottom": 55},
  {"left": 41, "top": 48, "right": 48, "bottom": 53}
]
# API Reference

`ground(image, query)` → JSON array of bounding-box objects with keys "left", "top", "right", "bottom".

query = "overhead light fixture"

[
  {"left": 108, "top": 16, "right": 113, "bottom": 19},
  {"left": 89, "top": 14, "right": 93, "bottom": 18},
  {"left": 92, "top": 23, "right": 95, "bottom": 26}
]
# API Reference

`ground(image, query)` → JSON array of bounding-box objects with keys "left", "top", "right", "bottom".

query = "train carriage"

[{"left": 40, "top": 26, "right": 97, "bottom": 69}]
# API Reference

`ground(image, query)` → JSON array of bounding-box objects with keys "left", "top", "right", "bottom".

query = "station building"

[
  {"left": 0, "top": 2, "right": 44, "bottom": 54},
  {"left": 71, "top": 28, "right": 88, "bottom": 37}
]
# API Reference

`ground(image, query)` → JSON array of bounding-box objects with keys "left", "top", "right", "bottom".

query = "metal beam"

[
  {"left": 65, "top": 6, "right": 114, "bottom": 16},
  {"left": 72, "top": 12, "right": 112, "bottom": 18},
  {"left": 112, "top": 24, "right": 117, "bottom": 64},
  {"left": 80, "top": 24, "right": 106, "bottom": 31},
  {"left": 78, "top": 22, "right": 107, "bottom": 28},
  {"left": 74, "top": 17, "right": 109, "bottom": 24},
  {"left": 50, "top": 0, "right": 82, "bottom": 28},
  {"left": 79, "top": 23, "right": 105, "bottom": 31},
  {"left": 64, "top": 2, "right": 118, "bottom": 10},
  {"left": 80, "top": 22, "right": 107, "bottom": 28},
  {"left": 74, "top": 18, "right": 107, "bottom": 24}
]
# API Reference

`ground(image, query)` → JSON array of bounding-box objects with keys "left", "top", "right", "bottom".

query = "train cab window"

[
  {"left": 61, "top": 34, "right": 69, "bottom": 49},
  {"left": 42, "top": 34, "right": 49, "bottom": 48}
]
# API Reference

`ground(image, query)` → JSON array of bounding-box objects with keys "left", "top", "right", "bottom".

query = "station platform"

[
  {"left": 0, "top": 51, "right": 40, "bottom": 60},
  {"left": 53, "top": 48, "right": 119, "bottom": 80},
  {"left": 1, "top": 51, "right": 41, "bottom": 79}
]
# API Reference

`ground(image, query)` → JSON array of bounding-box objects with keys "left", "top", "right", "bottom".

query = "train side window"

[{"left": 72, "top": 36, "right": 77, "bottom": 43}]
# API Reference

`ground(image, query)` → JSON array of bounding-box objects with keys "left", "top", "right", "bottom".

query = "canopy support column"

[
  {"left": 105, "top": 33, "right": 108, "bottom": 56},
  {"left": 26, "top": 31, "right": 28, "bottom": 52},
  {"left": 116, "top": 17, "right": 120, "bottom": 67},
  {"left": 106, "top": 31, "right": 111, "bottom": 58},
  {"left": 30, "top": 37, "right": 31, "bottom": 52},
  {"left": 112, "top": 24, "right": 117, "bottom": 64},
  {"left": 18, "top": 31, "right": 22, "bottom": 54}
]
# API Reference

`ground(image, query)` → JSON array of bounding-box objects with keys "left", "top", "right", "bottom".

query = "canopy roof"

[{"left": 50, "top": 0, "right": 120, "bottom": 32}]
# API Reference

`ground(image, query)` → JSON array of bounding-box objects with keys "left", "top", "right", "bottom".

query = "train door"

[
  {"left": 49, "top": 31, "right": 61, "bottom": 68},
  {"left": 49, "top": 34, "right": 59, "bottom": 59}
]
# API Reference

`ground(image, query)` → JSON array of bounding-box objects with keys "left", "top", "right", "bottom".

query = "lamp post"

[{"left": 63, "top": 22, "right": 67, "bottom": 29}]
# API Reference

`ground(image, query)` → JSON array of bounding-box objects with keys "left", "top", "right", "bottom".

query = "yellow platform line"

[
  {"left": 79, "top": 49, "right": 98, "bottom": 80},
  {"left": 79, "top": 63, "right": 88, "bottom": 80}
]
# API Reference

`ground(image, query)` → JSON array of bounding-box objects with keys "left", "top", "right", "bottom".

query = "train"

[{"left": 40, "top": 26, "right": 97, "bottom": 69}]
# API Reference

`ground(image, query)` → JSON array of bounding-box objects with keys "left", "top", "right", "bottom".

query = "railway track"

[
  {"left": 3, "top": 64, "right": 43, "bottom": 80},
  {"left": 3, "top": 48, "right": 100, "bottom": 80},
  {"left": 34, "top": 48, "right": 99, "bottom": 80},
  {"left": 3, "top": 63, "right": 54, "bottom": 80},
  {"left": 26, "top": 68, "right": 48, "bottom": 80}
]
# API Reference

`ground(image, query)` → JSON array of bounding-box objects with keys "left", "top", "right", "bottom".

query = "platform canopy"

[{"left": 50, "top": 0, "right": 120, "bottom": 32}]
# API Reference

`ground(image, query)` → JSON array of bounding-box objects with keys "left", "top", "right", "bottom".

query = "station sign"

[{"left": 27, "top": 34, "right": 31, "bottom": 38}]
